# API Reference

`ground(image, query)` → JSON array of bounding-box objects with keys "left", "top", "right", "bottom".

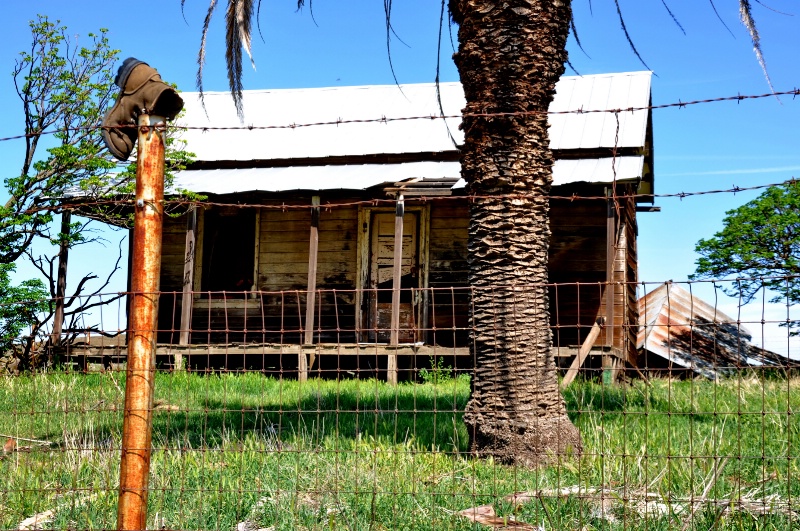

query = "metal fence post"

[{"left": 117, "top": 114, "right": 165, "bottom": 530}]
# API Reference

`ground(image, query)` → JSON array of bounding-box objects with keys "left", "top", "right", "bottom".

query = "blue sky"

[{"left": 1, "top": 1, "right": 799, "bottom": 354}]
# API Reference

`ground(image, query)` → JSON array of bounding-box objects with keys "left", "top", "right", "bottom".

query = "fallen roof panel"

[{"left": 637, "top": 283, "right": 787, "bottom": 379}]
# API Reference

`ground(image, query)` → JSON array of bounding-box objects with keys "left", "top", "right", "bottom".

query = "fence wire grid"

[{"left": 1, "top": 277, "right": 799, "bottom": 531}]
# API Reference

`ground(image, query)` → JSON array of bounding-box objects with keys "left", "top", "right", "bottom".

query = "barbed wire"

[
  {"left": 2, "top": 273, "right": 799, "bottom": 308},
  {"left": 0, "top": 87, "right": 797, "bottom": 143},
  {"left": 15, "top": 178, "right": 796, "bottom": 217}
]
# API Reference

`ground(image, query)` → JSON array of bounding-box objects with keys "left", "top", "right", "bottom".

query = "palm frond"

[
  {"left": 180, "top": 0, "right": 189, "bottom": 25},
  {"left": 383, "top": 0, "right": 404, "bottom": 90},
  {"left": 296, "top": 0, "right": 319, "bottom": 27},
  {"left": 570, "top": 16, "right": 591, "bottom": 58},
  {"left": 708, "top": 0, "right": 736, "bottom": 37},
  {"left": 197, "top": 0, "right": 219, "bottom": 112},
  {"left": 660, "top": 0, "right": 685, "bottom": 35},
  {"left": 753, "top": 0, "right": 793, "bottom": 16},
  {"left": 256, "top": 0, "right": 266, "bottom": 42},
  {"left": 238, "top": 0, "right": 257, "bottom": 71},
  {"left": 435, "top": 0, "right": 458, "bottom": 148},
  {"left": 565, "top": 58, "right": 581, "bottom": 76},
  {"left": 739, "top": 0, "right": 776, "bottom": 94},
  {"left": 225, "top": 0, "right": 245, "bottom": 120},
  {"left": 613, "top": 0, "right": 652, "bottom": 71}
]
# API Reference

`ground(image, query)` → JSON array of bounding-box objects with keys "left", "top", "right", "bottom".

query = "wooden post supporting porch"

[
  {"left": 604, "top": 189, "right": 621, "bottom": 383},
  {"left": 176, "top": 208, "right": 197, "bottom": 369},
  {"left": 300, "top": 195, "right": 320, "bottom": 382},
  {"left": 387, "top": 194, "right": 405, "bottom": 385}
]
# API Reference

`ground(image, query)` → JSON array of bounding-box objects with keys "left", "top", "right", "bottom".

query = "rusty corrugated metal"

[{"left": 637, "top": 283, "right": 786, "bottom": 379}]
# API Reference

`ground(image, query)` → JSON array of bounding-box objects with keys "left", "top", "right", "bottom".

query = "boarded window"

[{"left": 201, "top": 208, "right": 256, "bottom": 295}]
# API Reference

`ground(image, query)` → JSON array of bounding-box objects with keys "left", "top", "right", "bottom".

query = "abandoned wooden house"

[{"left": 78, "top": 71, "right": 657, "bottom": 381}]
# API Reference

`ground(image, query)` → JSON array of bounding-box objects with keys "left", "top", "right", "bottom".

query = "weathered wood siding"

[
  {"left": 549, "top": 197, "right": 608, "bottom": 349},
  {"left": 610, "top": 192, "right": 639, "bottom": 363},
  {"left": 157, "top": 213, "right": 192, "bottom": 343},
  {"left": 255, "top": 205, "right": 359, "bottom": 343},
  {"left": 427, "top": 201, "right": 470, "bottom": 347}
]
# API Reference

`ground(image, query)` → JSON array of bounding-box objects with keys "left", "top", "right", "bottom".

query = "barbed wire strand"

[
  {"left": 0, "top": 87, "right": 797, "bottom": 143},
  {"left": 14, "top": 178, "right": 797, "bottom": 218}
]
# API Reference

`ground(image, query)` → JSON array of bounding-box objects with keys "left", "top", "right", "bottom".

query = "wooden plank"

[
  {"left": 258, "top": 208, "right": 357, "bottom": 223},
  {"left": 355, "top": 206, "right": 368, "bottom": 342},
  {"left": 305, "top": 196, "right": 320, "bottom": 348},
  {"left": 388, "top": 196, "right": 404, "bottom": 385},
  {"left": 604, "top": 193, "right": 616, "bottom": 380},
  {"left": 252, "top": 210, "right": 261, "bottom": 292},
  {"left": 178, "top": 209, "right": 197, "bottom": 358},
  {"left": 258, "top": 240, "right": 356, "bottom": 254},
  {"left": 192, "top": 208, "right": 205, "bottom": 301},
  {"left": 428, "top": 228, "right": 468, "bottom": 242},
  {"left": 258, "top": 261, "right": 356, "bottom": 275},
  {"left": 259, "top": 220, "right": 360, "bottom": 234},
  {"left": 561, "top": 317, "right": 606, "bottom": 389},
  {"left": 419, "top": 204, "right": 431, "bottom": 345},
  {"left": 430, "top": 218, "right": 469, "bottom": 230}
]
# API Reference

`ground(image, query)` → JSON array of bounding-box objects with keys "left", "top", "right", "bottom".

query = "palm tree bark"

[{"left": 450, "top": 0, "right": 582, "bottom": 466}]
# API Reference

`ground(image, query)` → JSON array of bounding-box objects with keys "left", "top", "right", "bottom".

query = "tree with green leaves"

[
  {"left": 693, "top": 181, "right": 800, "bottom": 331},
  {"left": 2, "top": 16, "right": 193, "bottom": 366},
  {"left": 0, "top": 264, "right": 48, "bottom": 355},
  {"left": 195, "top": 0, "right": 774, "bottom": 466}
]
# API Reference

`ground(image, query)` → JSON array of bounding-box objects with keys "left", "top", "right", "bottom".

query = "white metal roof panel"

[
  {"left": 172, "top": 161, "right": 463, "bottom": 194},
  {"left": 547, "top": 71, "right": 651, "bottom": 150},
  {"left": 173, "top": 156, "right": 644, "bottom": 194},
  {"left": 551, "top": 156, "right": 643, "bottom": 186},
  {"left": 177, "top": 71, "right": 652, "bottom": 162},
  {"left": 178, "top": 84, "right": 466, "bottom": 162}
]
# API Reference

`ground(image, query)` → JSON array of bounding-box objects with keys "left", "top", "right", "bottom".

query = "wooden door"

[{"left": 367, "top": 211, "right": 419, "bottom": 343}]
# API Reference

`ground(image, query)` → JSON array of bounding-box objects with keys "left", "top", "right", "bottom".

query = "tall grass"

[{"left": 0, "top": 371, "right": 798, "bottom": 529}]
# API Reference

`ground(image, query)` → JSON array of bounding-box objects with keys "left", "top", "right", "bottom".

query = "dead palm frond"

[
  {"left": 708, "top": 0, "right": 736, "bottom": 37},
  {"left": 195, "top": 0, "right": 782, "bottom": 121},
  {"left": 196, "top": 0, "right": 305, "bottom": 120},
  {"left": 612, "top": 0, "right": 652, "bottom": 71},
  {"left": 739, "top": 0, "right": 776, "bottom": 94},
  {"left": 224, "top": 0, "right": 253, "bottom": 119},
  {"left": 660, "top": 0, "right": 686, "bottom": 35}
]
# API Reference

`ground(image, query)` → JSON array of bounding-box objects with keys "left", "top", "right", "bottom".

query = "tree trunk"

[{"left": 451, "top": 0, "right": 582, "bottom": 466}]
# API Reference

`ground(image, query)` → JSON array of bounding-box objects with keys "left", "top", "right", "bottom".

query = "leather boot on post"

[{"left": 101, "top": 58, "right": 184, "bottom": 161}]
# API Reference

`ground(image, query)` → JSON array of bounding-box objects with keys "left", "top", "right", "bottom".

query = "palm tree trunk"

[{"left": 451, "top": 0, "right": 582, "bottom": 466}]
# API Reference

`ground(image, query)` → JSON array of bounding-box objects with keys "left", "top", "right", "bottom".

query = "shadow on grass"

[
  {"left": 30, "top": 373, "right": 725, "bottom": 454},
  {"left": 149, "top": 383, "right": 472, "bottom": 453},
  {"left": 563, "top": 379, "right": 669, "bottom": 414}
]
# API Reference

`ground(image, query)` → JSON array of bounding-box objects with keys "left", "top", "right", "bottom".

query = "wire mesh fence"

[{"left": 1, "top": 278, "right": 798, "bottom": 530}]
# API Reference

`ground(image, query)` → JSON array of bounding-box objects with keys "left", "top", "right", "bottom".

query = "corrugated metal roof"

[
  {"left": 173, "top": 161, "right": 461, "bottom": 194},
  {"left": 551, "top": 156, "right": 643, "bottom": 186},
  {"left": 548, "top": 72, "right": 651, "bottom": 150},
  {"left": 177, "top": 71, "right": 652, "bottom": 162},
  {"left": 172, "top": 156, "right": 644, "bottom": 194},
  {"left": 637, "top": 283, "right": 786, "bottom": 379}
]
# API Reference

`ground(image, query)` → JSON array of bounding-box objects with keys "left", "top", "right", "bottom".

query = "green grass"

[{"left": 1, "top": 371, "right": 799, "bottom": 530}]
